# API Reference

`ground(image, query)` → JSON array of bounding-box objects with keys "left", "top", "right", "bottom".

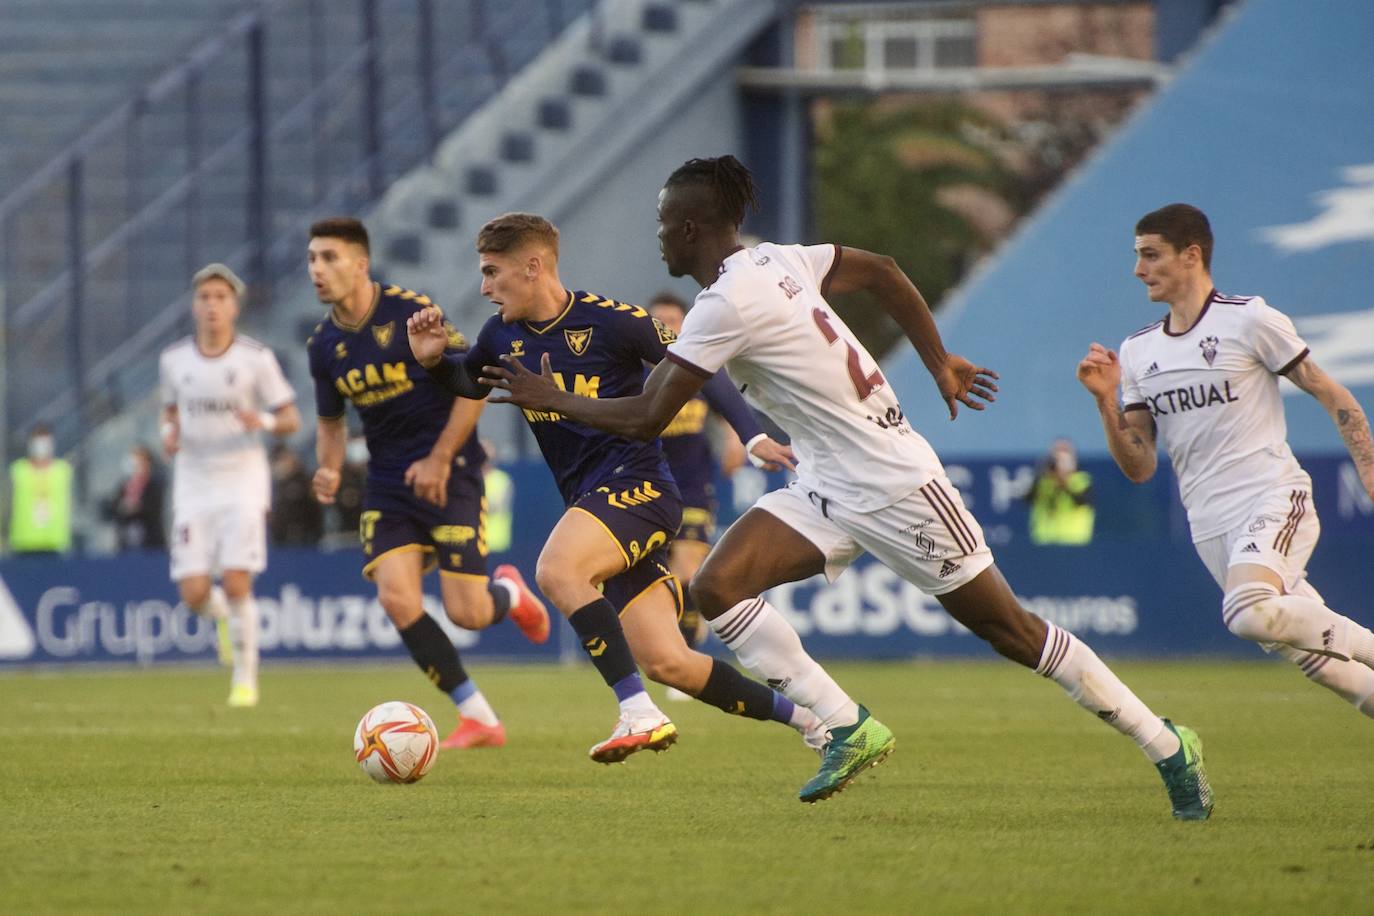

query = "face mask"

[
  {"left": 29, "top": 436, "right": 54, "bottom": 461},
  {"left": 346, "top": 440, "right": 369, "bottom": 465}
]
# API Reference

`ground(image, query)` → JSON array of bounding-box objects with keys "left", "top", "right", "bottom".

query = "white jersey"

[
  {"left": 1118, "top": 290, "right": 1311, "bottom": 541},
  {"left": 666, "top": 242, "right": 943, "bottom": 513},
  {"left": 159, "top": 335, "right": 296, "bottom": 514}
]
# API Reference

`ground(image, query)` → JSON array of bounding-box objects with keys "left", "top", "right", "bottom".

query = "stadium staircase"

[{"left": 359, "top": 0, "right": 784, "bottom": 335}]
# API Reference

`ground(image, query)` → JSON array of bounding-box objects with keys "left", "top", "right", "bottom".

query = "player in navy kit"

[
  {"left": 305, "top": 217, "right": 548, "bottom": 749},
  {"left": 407, "top": 212, "right": 823, "bottom": 763}
]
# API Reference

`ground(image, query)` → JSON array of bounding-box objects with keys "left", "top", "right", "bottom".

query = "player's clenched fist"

[
  {"left": 313, "top": 466, "right": 341, "bottom": 504},
  {"left": 407, "top": 306, "right": 447, "bottom": 369},
  {"left": 1076, "top": 342, "right": 1121, "bottom": 400}
]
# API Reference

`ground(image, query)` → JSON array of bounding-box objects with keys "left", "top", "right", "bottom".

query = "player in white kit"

[
  {"left": 1079, "top": 203, "right": 1374, "bottom": 718},
  {"left": 480, "top": 156, "right": 1212, "bottom": 818},
  {"left": 159, "top": 264, "right": 300, "bottom": 706}
]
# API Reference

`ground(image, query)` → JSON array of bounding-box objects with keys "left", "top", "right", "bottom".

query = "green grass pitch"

[{"left": 4, "top": 659, "right": 1373, "bottom": 914}]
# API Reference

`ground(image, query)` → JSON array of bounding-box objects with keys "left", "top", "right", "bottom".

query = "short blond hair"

[
  {"left": 191, "top": 262, "right": 246, "bottom": 298},
  {"left": 475, "top": 212, "right": 559, "bottom": 259}
]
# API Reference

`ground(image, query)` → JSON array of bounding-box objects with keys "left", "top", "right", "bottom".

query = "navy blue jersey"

[
  {"left": 659, "top": 367, "right": 762, "bottom": 499},
  {"left": 307, "top": 283, "right": 485, "bottom": 488},
  {"left": 463, "top": 290, "right": 676, "bottom": 504},
  {"left": 659, "top": 395, "right": 713, "bottom": 491}
]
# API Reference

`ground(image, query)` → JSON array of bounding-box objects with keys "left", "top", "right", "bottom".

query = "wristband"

[
  {"left": 258, "top": 411, "right": 278, "bottom": 433},
  {"left": 745, "top": 433, "right": 770, "bottom": 468}
]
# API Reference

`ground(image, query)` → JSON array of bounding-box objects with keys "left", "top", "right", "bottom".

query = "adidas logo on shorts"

[
  {"left": 938, "top": 559, "right": 962, "bottom": 579},
  {"left": 1240, "top": 542, "right": 1260, "bottom": 554}
]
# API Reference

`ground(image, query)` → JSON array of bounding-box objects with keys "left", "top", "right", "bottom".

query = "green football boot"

[
  {"left": 798, "top": 705, "right": 895, "bottom": 803},
  {"left": 1155, "top": 719, "right": 1213, "bottom": 821}
]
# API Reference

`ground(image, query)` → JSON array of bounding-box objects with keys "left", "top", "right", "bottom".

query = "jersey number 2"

[{"left": 812, "top": 308, "right": 884, "bottom": 401}]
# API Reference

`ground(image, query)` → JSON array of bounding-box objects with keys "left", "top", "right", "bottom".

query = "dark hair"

[
  {"left": 1135, "top": 203, "right": 1212, "bottom": 270},
  {"left": 310, "top": 216, "right": 371, "bottom": 255},
  {"left": 646, "top": 290, "right": 689, "bottom": 312},
  {"left": 475, "top": 212, "right": 560, "bottom": 258},
  {"left": 664, "top": 155, "right": 760, "bottom": 228}
]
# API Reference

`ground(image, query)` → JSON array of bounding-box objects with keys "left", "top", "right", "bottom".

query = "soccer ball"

[{"left": 353, "top": 701, "right": 439, "bottom": 784}]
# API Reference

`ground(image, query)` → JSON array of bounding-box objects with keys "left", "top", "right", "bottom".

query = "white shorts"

[
  {"left": 1193, "top": 484, "right": 1319, "bottom": 592},
  {"left": 752, "top": 477, "right": 994, "bottom": 595},
  {"left": 169, "top": 506, "right": 268, "bottom": 581}
]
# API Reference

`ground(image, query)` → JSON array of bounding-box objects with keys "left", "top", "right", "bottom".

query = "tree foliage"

[{"left": 812, "top": 99, "right": 1021, "bottom": 359}]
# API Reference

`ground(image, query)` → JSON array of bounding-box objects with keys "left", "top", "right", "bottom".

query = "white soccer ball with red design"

[{"left": 353, "top": 701, "right": 439, "bottom": 784}]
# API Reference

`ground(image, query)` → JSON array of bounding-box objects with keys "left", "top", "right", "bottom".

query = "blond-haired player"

[{"left": 160, "top": 263, "right": 300, "bottom": 706}]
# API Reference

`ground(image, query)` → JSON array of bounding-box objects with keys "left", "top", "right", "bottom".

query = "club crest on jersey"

[
  {"left": 225, "top": 369, "right": 236, "bottom": 385},
  {"left": 510, "top": 340, "right": 526, "bottom": 357},
  {"left": 1200, "top": 336, "right": 1220, "bottom": 366},
  {"left": 651, "top": 317, "right": 677, "bottom": 345},
  {"left": 371, "top": 321, "right": 395, "bottom": 349},
  {"left": 564, "top": 327, "right": 593, "bottom": 356}
]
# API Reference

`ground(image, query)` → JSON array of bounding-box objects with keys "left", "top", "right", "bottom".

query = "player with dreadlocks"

[{"left": 480, "top": 155, "right": 1215, "bottom": 817}]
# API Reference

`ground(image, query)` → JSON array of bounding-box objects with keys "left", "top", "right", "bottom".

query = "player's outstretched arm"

[
  {"left": 1077, "top": 343, "right": 1157, "bottom": 483},
  {"left": 1286, "top": 356, "right": 1374, "bottom": 498},
  {"left": 828, "top": 246, "right": 997, "bottom": 419},
  {"left": 482, "top": 353, "right": 704, "bottom": 441}
]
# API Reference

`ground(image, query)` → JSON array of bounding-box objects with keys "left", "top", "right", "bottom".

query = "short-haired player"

[
  {"left": 1078, "top": 202, "right": 1374, "bottom": 720},
  {"left": 408, "top": 212, "right": 829, "bottom": 765},
  {"left": 160, "top": 263, "right": 301, "bottom": 706},
  {"left": 305, "top": 217, "right": 548, "bottom": 749}
]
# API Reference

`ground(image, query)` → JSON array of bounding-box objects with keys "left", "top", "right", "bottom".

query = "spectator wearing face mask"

[
  {"left": 1026, "top": 438, "right": 1095, "bottom": 546},
  {"left": 102, "top": 444, "right": 167, "bottom": 551},
  {"left": 7, "top": 423, "right": 74, "bottom": 555}
]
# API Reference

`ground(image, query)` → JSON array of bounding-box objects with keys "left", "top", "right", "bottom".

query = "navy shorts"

[
  {"left": 603, "top": 547, "right": 683, "bottom": 619},
  {"left": 359, "top": 477, "right": 488, "bottom": 581},
  {"left": 572, "top": 475, "right": 683, "bottom": 615}
]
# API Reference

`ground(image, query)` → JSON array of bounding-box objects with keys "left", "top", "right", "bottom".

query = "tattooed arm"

[
  {"left": 1286, "top": 356, "right": 1374, "bottom": 498},
  {"left": 1077, "top": 343, "right": 1158, "bottom": 483}
]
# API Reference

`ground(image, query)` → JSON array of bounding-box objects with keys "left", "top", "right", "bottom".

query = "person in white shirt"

[
  {"left": 479, "top": 155, "right": 1212, "bottom": 819},
  {"left": 159, "top": 263, "right": 300, "bottom": 706},
  {"left": 1079, "top": 203, "right": 1374, "bottom": 718}
]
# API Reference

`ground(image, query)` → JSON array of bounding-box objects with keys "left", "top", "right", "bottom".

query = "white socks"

[
  {"left": 709, "top": 598, "right": 860, "bottom": 730},
  {"left": 226, "top": 596, "right": 259, "bottom": 690},
  {"left": 1036, "top": 623, "right": 1179, "bottom": 763},
  {"left": 457, "top": 691, "right": 500, "bottom": 727},
  {"left": 1223, "top": 582, "right": 1374, "bottom": 665}
]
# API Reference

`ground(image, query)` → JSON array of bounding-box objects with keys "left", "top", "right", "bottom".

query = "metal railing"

[{"left": 0, "top": 0, "right": 592, "bottom": 471}]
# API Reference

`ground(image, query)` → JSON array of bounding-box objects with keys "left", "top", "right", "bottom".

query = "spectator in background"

[
  {"left": 103, "top": 443, "right": 166, "bottom": 551},
  {"left": 481, "top": 439, "right": 514, "bottom": 555},
  {"left": 1026, "top": 438, "right": 1095, "bottom": 545},
  {"left": 269, "top": 444, "right": 323, "bottom": 546},
  {"left": 7, "top": 423, "right": 74, "bottom": 555}
]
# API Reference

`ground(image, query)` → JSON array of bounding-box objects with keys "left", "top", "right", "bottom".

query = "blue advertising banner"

[{"left": 1, "top": 455, "right": 1369, "bottom": 667}]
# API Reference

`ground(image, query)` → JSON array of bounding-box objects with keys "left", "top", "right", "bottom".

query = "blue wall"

[{"left": 3, "top": 455, "right": 1369, "bottom": 667}]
